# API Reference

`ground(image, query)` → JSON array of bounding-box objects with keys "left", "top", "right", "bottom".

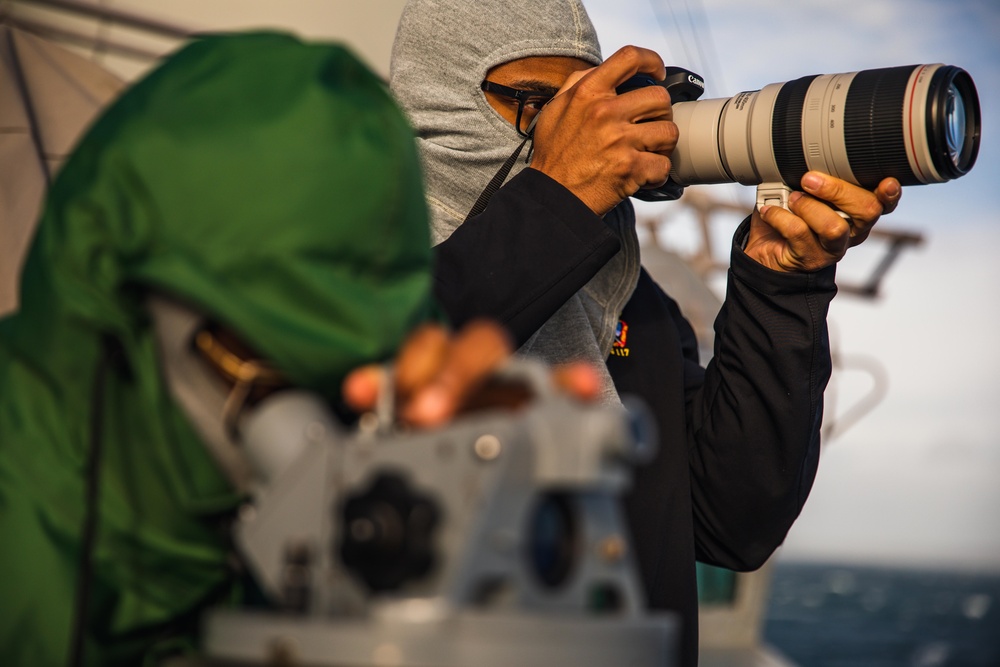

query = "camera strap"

[{"left": 463, "top": 116, "right": 539, "bottom": 224}]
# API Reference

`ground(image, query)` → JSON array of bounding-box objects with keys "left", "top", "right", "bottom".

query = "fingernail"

[
  {"left": 801, "top": 173, "right": 823, "bottom": 191},
  {"left": 789, "top": 191, "right": 803, "bottom": 204},
  {"left": 408, "top": 386, "right": 450, "bottom": 425},
  {"left": 758, "top": 204, "right": 770, "bottom": 217},
  {"left": 887, "top": 181, "right": 901, "bottom": 198}
]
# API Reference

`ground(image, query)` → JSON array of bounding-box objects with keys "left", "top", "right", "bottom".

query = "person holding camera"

[{"left": 389, "top": 1, "right": 901, "bottom": 665}]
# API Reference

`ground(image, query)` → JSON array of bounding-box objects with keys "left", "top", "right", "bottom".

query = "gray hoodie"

[{"left": 390, "top": 0, "right": 642, "bottom": 403}]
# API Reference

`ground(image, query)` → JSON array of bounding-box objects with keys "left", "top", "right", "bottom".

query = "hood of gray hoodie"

[{"left": 390, "top": 0, "right": 641, "bottom": 403}]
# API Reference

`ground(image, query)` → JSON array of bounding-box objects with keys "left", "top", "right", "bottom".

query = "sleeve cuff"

[
  {"left": 730, "top": 217, "right": 838, "bottom": 295},
  {"left": 511, "top": 168, "right": 612, "bottom": 242}
]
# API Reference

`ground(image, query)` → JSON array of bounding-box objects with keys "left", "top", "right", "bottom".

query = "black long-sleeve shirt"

[{"left": 433, "top": 168, "right": 837, "bottom": 667}]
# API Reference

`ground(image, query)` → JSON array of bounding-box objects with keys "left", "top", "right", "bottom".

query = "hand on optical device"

[
  {"left": 342, "top": 320, "right": 602, "bottom": 428},
  {"left": 529, "top": 46, "right": 679, "bottom": 217},
  {"left": 746, "top": 172, "right": 902, "bottom": 273}
]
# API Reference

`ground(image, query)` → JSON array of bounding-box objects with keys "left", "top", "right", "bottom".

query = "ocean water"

[{"left": 763, "top": 562, "right": 1000, "bottom": 667}]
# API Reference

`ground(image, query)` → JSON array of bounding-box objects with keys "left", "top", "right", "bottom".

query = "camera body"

[{"left": 617, "top": 66, "right": 706, "bottom": 202}]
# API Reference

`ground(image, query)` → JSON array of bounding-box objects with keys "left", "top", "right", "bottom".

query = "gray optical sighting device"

[{"left": 190, "top": 361, "right": 677, "bottom": 666}]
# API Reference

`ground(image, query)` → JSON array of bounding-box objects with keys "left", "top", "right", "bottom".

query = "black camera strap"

[{"left": 463, "top": 115, "right": 540, "bottom": 224}]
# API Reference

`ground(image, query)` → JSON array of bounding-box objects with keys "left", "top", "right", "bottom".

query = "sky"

[{"left": 583, "top": 0, "right": 1000, "bottom": 572}]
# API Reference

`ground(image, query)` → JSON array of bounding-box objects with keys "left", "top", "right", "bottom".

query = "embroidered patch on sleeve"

[{"left": 611, "top": 318, "right": 630, "bottom": 357}]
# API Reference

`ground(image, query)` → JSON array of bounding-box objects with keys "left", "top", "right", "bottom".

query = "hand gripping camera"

[
  {"left": 190, "top": 362, "right": 677, "bottom": 667},
  {"left": 625, "top": 64, "right": 981, "bottom": 210}
]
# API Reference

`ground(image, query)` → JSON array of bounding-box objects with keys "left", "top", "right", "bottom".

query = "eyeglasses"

[{"left": 480, "top": 80, "right": 555, "bottom": 137}]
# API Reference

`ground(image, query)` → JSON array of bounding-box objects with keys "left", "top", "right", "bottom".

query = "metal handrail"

[
  {"left": 13, "top": 0, "right": 194, "bottom": 38},
  {"left": 3, "top": 15, "right": 166, "bottom": 60}
]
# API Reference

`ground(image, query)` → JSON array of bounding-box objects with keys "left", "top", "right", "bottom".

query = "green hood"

[{"left": 0, "top": 32, "right": 433, "bottom": 665}]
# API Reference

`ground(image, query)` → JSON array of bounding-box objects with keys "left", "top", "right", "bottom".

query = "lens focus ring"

[
  {"left": 843, "top": 66, "right": 917, "bottom": 188},
  {"left": 772, "top": 75, "right": 818, "bottom": 191}
]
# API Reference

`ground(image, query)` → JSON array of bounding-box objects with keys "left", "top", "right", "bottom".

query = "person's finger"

[
  {"left": 788, "top": 191, "right": 851, "bottom": 242},
  {"left": 341, "top": 364, "right": 385, "bottom": 413},
  {"left": 394, "top": 322, "right": 450, "bottom": 399},
  {"left": 875, "top": 177, "right": 902, "bottom": 215},
  {"left": 401, "top": 320, "right": 513, "bottom": 427},
  {"left": 555, "top": 67, "right": 593, "bottom": 95},
  {"left": 582, "top": 45, "right": 666, "bottom": 92},
  {"left": 440, "top": 320, "right": 512, "bottom": 392},
  {"left": 617, "top": 83, "right": 673, "bottom": 123},
  {"left": 800, "top": 172, "right": 882, "bottom": 225},
  {"left": 627, "top": 118, "right": 679, "bottom": 155},
  {"left": 547, "top": 53, "right": 670, "bottom": 124},
  {"left": 552, "top": 362, "right": 603, "bottom": 402},
  {"left": 756, "top": 203, "right": 814, "bottom": 251},
  {"left": 629, "top": 150, "right": 673, "bottom": 189},
  {"left": 754, "top": 201, "right": 846, "bottom": 271}
]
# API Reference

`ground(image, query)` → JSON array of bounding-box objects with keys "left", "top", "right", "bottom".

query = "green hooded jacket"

[{"left": 0, "top": 32, "right": 433, "bottom": 666}]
